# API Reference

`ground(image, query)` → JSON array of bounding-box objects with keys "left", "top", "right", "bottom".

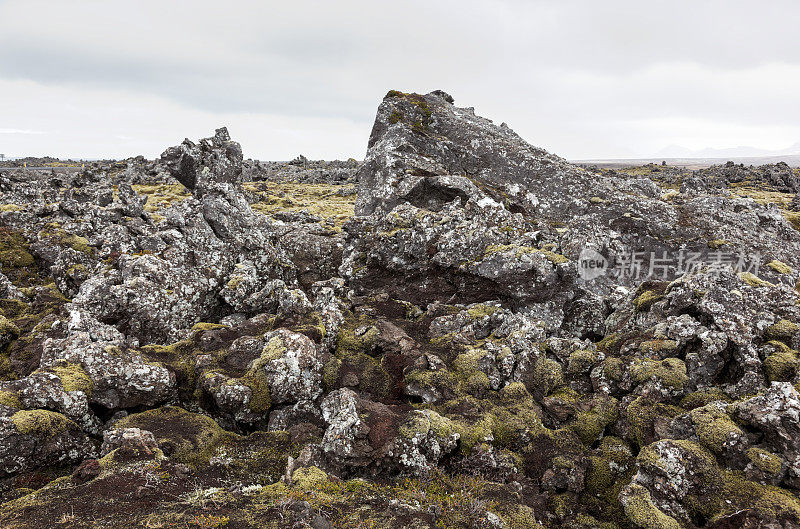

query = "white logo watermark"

[
  {"left": 578, "top": 248, "right": 608, "bottom": 280},
  {"left": 577, "top": 247, "right": 761, "bottom": 281}
]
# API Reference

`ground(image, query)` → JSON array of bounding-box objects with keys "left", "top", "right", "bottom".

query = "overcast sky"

[{"left": 1, "top": 0, "right": 799, "bottom": 160}]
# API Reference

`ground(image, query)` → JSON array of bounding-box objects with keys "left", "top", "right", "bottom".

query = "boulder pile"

[{"left": 0, "top": 91, "right": 799, "bottom": 528}]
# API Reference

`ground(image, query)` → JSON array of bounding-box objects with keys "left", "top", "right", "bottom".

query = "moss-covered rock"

[
  {"left": 569, "top": 396, "right": 619, "bottom": 445},
  {"left": 689, "top": 403, "right": 743, "bottom": 455},
  {"left": 621, "top": 483, "right": 682, "bottom": 529},
  {"left": 746, "top": 447, "right": 783, "bottom": 476},
  {"left": 630, "top": 357, "right": 688, "bottom": 391},
  {"left": 679, "top": 388, "right": 732, "bottom": 410},
  {"left": 767, "top": 260, "right": 793, "bottom": 275},
  {"left": 528, "top": 357, "right": 565, "bottom": 398},
  {"left": 50, "top": 362, "right": 93, "bottom": 395},
  {"left": 739, "top": 271, "right": 775, "bottom": 288},
  {"left": 37, "top": 223, "right": 93, "bottom": 255},
  {"left": 765, "top": 319, "right": 799, "bottom": 343},
  {"left": 632, "top": 290, "right": 664, "bottom": 312},
  {"left": 11, "top": 409, "right": 73, "bottom": 436},
  {"left": 0, "top": 389, "right": 22, "bottom": 409},
  {"left": 566, "top": 349, "right": 599, "bottom": 375},
  {"left": 639, "top": 339, "right": 679, "bottom": 357},
  {"left": 113, "top": 406, "right": 236, "bottom": 468},
  {"left": 763, "top": 341, "right": 800, "bottom": 382},
  {"left": 625, "top": 397, "right": 683, "bottom": 448}
]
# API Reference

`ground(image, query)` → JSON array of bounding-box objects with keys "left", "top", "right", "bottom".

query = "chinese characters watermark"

[{"left": 578, "top": 247, "right": 760, "bottom": 281}]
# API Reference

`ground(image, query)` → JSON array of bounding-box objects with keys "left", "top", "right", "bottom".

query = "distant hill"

[
  {"left": 655, "top": 142, "right": 800, "bottom": 159},
  {"left": 571, "top": 154, "right": 800, "bottom": 169}
]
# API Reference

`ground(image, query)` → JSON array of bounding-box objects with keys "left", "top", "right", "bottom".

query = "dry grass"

[{"left": 244, "top": 182, "right": 355, "bottom": 227}]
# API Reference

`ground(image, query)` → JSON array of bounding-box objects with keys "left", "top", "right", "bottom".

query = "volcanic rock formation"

[{"left": 0, "top": 91, "right": 799, "bottom": 528}]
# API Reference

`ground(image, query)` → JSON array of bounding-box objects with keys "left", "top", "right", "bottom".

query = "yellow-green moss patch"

[
  {"left": 0, "top": 389, "right": 22, "bottom": 409},
  {"left": 51, "top": 363, "right": 93, "bottom": 395},
  {"left": 11, "top": 409, "right": 74, "bottom": 436},
  {"left": 765, "top": 320, "right": 799, "bottom": 342},
  {"left": 630, "top": 357, "right": 687, "bottom": 390},
  {"left": 622, "top": 483, "right": 681, "bottom": 529},
  {"left": 739, "top": 272, "right": 775, "bottom": 288},
  {"left": 767, "top": 260, "right": 793, "bottom": 275}
]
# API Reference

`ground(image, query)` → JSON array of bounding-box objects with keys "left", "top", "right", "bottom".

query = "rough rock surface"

[{"left": 1, "top": 92, "right": 800, "bottom": 528}]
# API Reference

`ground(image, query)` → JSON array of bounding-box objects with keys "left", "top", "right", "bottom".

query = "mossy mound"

[
  {"left": 113, "top": 406, "right": 236, "bottom": 469},
  {"left": 11, "top": 409, "right": 74, "bottom": 437},
  {"left": 0, "top": 228, "right": 40, "bottom": 287}
]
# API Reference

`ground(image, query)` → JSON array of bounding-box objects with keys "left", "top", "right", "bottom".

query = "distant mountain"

[{"left": 656, "top": 142, "right": 800, "bottom": 159}]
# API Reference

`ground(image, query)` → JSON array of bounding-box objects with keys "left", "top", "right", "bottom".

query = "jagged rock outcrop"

[
  {"left": 160, "top": 127, "right": 243, "bottom": 195},
  {"left": 342, "top": 90, "right": 800, "bottom": 325}
]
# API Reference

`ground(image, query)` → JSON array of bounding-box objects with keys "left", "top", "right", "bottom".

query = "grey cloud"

[{"left": 0, "top": 0, "right": 798, "bottom": 159}]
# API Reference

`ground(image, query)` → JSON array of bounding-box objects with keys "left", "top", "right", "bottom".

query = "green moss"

[
  {"left": 764, "top": 342, "right": 800, "bottom": 382},
  {"left": 719, "top": 470, "right": 800, "bottom": 520},
  {"left": 739, "top": 272, "right": 775, "bottom": 288},
  {"left": 707, "top": 239, "right": 730, "bottom": 249},
  {"left": 498, "top": 504, "right": 544, "bottom": 529},
  {"left": 680, "top": 388, "right": 732, "bottom": 410},
  {"left": 490, "top": 401, "right": 546, "bottom": 449},
  {"left": 322, "top": 357, "right": 342, "bottom": 391},
  {"left": 566, "top": 349, "right": 599, "bottom": 375},
  {"left": 291, "top": 311, "right": 326, "bottom": 343},
  {"left": 260, "top": 335, "right": 288, "bottom": 363},
  {"left": 499, "top": 382, "right": 531, "bottom": 403},
  {"left": 530, "top": 357, "right": 564, "bottom": 397},
  {"left": 626, "top": 397, "right": 683, "bottom": 448},
  {"left": 453, "top": 348, "right": 485, "bottom": 376},
  {"left": 404, "top": 368, "right": 459, "bottom": 398},
  {"left": 399, "top": 410, "right": 458, "bottom": 439},
  {"left": 630, "top": 357, "right": 688, "bottom": 390},
  {"left": 335, "top": 314, "right": 379, "bottom": 357},
  {"left": 0, "top": 314, "right": 20, "bottom": 336},
  {"left": 689, "top": 404, "right": 743, "bottom": 455},
  {"left": 0, "top": 389, "right": 22, "bottom": 409},
  {"left": 225, "top": 275, "right": 243, "bottom": 290},
  {"left": 114, "top": 406, "right": 235, "bottom": 469},
  {"left": 191, "top": 322, "right": 227, "bottom": 332},
  {"left": 0, "top": 246, "right": 34, "bottom": 269},
  {"left": 388, "top": 111, "right": 402, "bottom": 124},
  {"left": 11, "top": 409, "right": 73, "bottom": 436},
  {"left": 465, "top": 371, "right": 492, "bottom": 394},
  {"left": 291, "top": 466, "right": 329, "bottom": 488},
  {"left": 632, "top": 290, "right": 664, "bottom": 312},
  {"left": 603, "top": 357, "right": 624, "bottom": 381},
  {"left": 596, "top": 333, "right": 624, "bottom": 355},
  {"left": 466, "top": 303, "right": 500, "bottom": 320},
  {"left": 622, "top": 483, "right": 682, "bottom": 529},
  {"left": 767, "top": 260, "right": 793, "bottom": 275},
  {"left": 131, "top": 183, "right": 191, "bottom": 213},
  {"left": 639, "top": 339, "right": 679, "bottom": 357},
  {"left": 783, "top": 210, "right": 800, "bottom": 232},
  {"left": 765, "top": 319, "right": 799, "bottom": 342},
  {"left": 569, "top": 397, "right": 619, "bottom": 445},
  {"left": 247, "top": 182, "right": 355, "bottom": 227},
  {"left": 747, "top": 447, "right": 783, "bottom": 476},
  {"left": 239, "top": 367, "right": 272, "bottom": 414},
  {"left": 51, "top": 363, "right": 93, "bottom": 395},
  {"left": 540, "top": 249, "right": 570, "bottom": 264},
  {"left": 0, "top": 228, "right": 38, "bottom": 286},
  {"left": 37, "top": 223, "right": 93, "bottom": 255}
]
